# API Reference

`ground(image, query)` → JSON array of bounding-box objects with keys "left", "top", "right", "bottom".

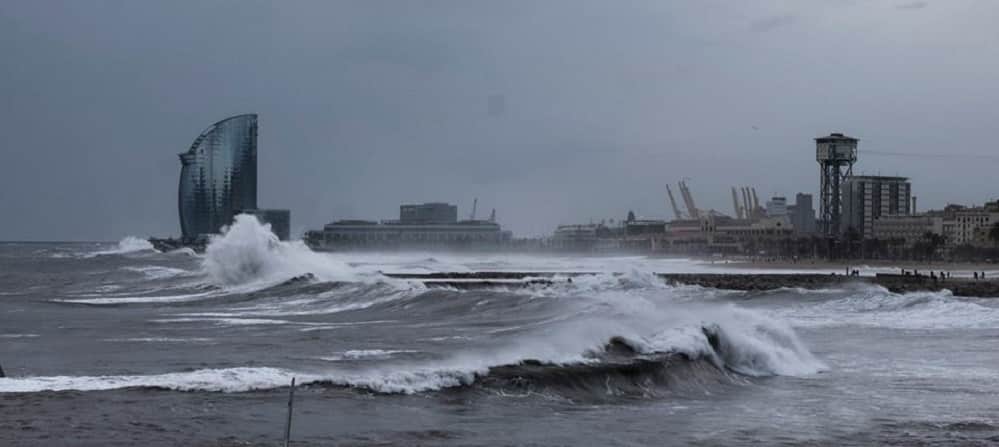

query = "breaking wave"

[
  {"left": 86, "top": 236, "right": 156, "bottom": 257},
  {"left": 201, "top": 214, "right": 368, "bottom": 288},
  {"left": 1, "top": 305, "right": 824, "bottom": 395}
]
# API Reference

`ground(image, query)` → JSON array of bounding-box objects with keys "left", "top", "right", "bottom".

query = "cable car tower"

[{"left": 815, "top": 133, "right": 858, "bottom": 236}]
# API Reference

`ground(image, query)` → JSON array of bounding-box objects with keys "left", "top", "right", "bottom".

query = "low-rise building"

[
  {"left": 949, "top": 204, "right": 999, "bottom": 247},
  {"left": 659, "top": 215, "right": 793, "bottom": 254},
  {"left": 312, "top": 202, "right": 509, "bottom": 250},
  {"left": 551, "top": 224, "right": 619, "bottom": 251},
  {"left": 871, "top": 214, "right": 943, "bottom": 247}
]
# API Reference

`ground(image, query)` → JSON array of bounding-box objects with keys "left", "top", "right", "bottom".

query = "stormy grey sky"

[{"left": 2, "top": 0, "right": 997, "bottom": 241}]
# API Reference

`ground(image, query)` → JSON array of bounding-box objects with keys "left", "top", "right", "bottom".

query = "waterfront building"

[
  {"left": 240, "top": 209, "right": 291, "bottom": 240},
  {"left": 316, "top": 203, "right": 510, "bottom": 250},
  {"left": 657, "top": 215, "right": 792, "bottom": 254},
  {"left": 551, "top": 224, "right": 620, "bottom": 251},
  {"left": 842, "top": 175, "right": 912, "bottom": 239},
  {"left": 871, "top": 215, "right": 944, "bottom": 247},
  {"left": 948, "top": 203, "right": 999, "bottom": 247},
  {"left": 178, "top": 114, "right": 258, "bottom": 240}
]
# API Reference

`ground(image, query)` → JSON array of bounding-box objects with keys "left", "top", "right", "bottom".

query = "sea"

[{"left": 2, "top": 216, "right": 999, "bottom": 446}]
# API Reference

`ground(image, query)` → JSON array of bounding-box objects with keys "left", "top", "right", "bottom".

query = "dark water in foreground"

[{"left": 3, "top": 221, "right": 999, "bottom": 446}]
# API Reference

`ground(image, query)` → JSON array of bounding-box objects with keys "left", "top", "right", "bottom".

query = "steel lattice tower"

[{"left": 815, "top": 133, "right": 858, "bottom": 236}]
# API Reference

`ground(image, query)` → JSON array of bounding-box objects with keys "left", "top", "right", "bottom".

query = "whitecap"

[{"left": 85, "top": 236, "right": 156, "bottom": 257}]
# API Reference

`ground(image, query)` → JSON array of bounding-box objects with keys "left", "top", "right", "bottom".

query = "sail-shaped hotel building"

[{"left": 178, "top": 114, "right": 259, "bottom": 240}]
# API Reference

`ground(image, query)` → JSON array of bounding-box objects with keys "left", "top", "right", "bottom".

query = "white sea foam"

[
  {"left": 171, "top": 284, "right": 419, "bottom": 318},
  {"left": 55, "top": 291, "right": 217, "bottom": 305},
  {"left": 122, "top": 266, "right": 195, "bottom": 280},
  {"left": 0, "top": 366, "right": 479, "bottom": 394},
  {"left": 0, "top": 367, "right": 301, "bottom": 393},
  {"left": 168, "top": 247, "right": 199, "bottom": 257},
  {"left": 151, "top": 317, "right": 308, "bottom": 326},
  {"left": 86, "top": 236, "right": 156, "bottom": 257},
  {"left": 102, "top": 337, "right": 215, "bottom": 343},
  {"left": 0, "top": 334, "right": 40, "bottom": 338},
  {"left": 318, "top": 349, "right": 419, "bottom": 361}
]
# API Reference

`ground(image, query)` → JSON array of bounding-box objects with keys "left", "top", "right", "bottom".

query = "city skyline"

[{"left": 2, "top": 1, "right": 999, "bottom": 240}]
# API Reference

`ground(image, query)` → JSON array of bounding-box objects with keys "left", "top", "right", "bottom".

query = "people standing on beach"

[{"left": 974, "top": 272, "right": 979, "bottom": 280}]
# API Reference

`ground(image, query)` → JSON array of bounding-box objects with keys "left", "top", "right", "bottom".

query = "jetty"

[{"left": 382, "top": 272, "right": 999, "bottom": 298}]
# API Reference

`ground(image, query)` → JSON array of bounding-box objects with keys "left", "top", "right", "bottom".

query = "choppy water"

[{"left": 3, "top": 217, "right": 999, "bottom": 446}]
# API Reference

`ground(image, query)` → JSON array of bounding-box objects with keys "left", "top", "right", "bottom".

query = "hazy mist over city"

[{"left": 2, "top": 0, "right": 997, "bottom": 241}]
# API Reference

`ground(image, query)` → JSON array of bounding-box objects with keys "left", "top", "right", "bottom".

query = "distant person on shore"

[{"left": 974, "top": 272, "right": 979, "bottom": 280}]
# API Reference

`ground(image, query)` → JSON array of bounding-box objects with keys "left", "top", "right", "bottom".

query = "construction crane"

[
  {"left": 677, "top": 181, "right": 698, "bottom": 219},
  {"left": 678, "top": 182, "right": 692, "bottom": 218},
  {"left": 741, "top": 187, "right": 752, "bottom": 219},
  {"left": 666, "top": 185, "right": 684, "bottom": 220},
  {"left": 731, "top": 187, "right": 743, "bottom": 219}
]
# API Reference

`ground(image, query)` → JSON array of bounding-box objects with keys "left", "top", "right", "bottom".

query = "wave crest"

[
  {"left": 86, "top": 236, "right": 156, "bottom": 257},
  {"left": 1, "top": 314, "right": 825, "bottom": 396},
  {"left": 202, "top": 214, "right": 361, "bottom": 287}
]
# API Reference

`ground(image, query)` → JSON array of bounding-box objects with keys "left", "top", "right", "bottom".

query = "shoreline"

[{"left": 700, "top": 257, "right": 999, "bottom": 275}]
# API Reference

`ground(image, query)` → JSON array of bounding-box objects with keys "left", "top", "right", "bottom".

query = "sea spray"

[{"left": 202, "top": 214, "right": 361, "bottom": 287}]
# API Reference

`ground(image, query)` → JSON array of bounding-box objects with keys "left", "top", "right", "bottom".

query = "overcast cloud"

[{"left": 1, "top": 0, "right": 997, "bottom": 240}]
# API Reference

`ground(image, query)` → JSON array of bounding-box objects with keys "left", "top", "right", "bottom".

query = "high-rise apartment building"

[{"left": 842, "top": 176, "right": 911, "bottom": 238}]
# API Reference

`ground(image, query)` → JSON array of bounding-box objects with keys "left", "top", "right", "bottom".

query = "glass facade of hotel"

[{"left": 178, "top": 114, "right": 258, "bottom": 239}]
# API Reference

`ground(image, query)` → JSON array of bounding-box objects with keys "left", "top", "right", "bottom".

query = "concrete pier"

[{"left": 382, "top": 272, "right": 999, "bottom": 297}]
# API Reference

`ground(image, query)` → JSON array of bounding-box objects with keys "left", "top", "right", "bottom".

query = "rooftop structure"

[
  {"left": 766, "top": 196, "right": 788, "bottom": 217},
  {"left": 399, "top": 203, "right": 458, "bottom": 224}
]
